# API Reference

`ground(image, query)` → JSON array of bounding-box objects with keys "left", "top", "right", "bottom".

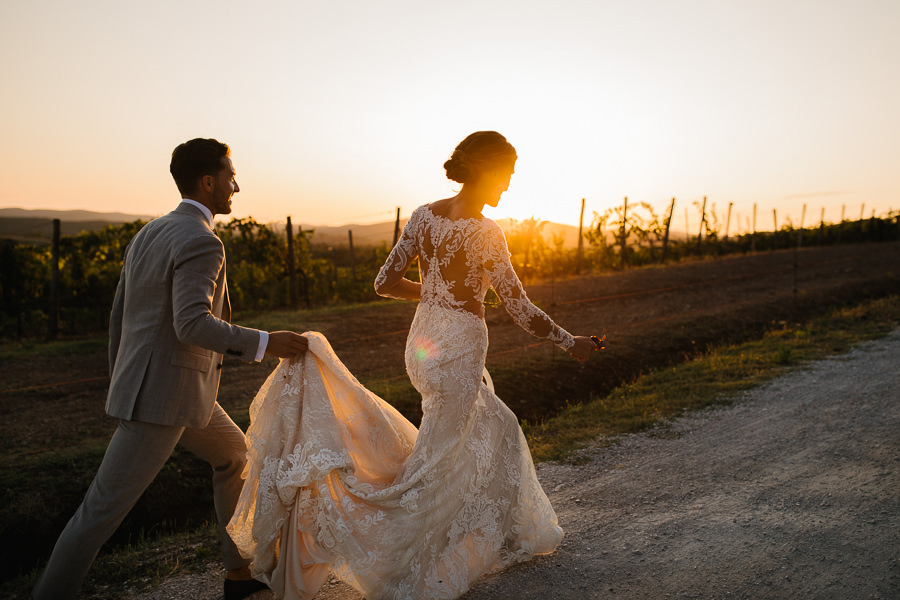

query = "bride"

[{"left": 227, "top": 131, "right": 601, "bottom": 600}]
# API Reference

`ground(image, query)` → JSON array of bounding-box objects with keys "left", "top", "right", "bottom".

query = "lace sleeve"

[
  {"left": 482, "top": 222, "right": 575, "bottom": 351},
  {"left": 374, "top": 207, "right": 420, "bottom": 298}
]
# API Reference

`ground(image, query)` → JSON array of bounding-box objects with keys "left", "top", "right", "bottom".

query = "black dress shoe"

[{"left": 224, "top": 577, "right": 269, "bottom": 600}]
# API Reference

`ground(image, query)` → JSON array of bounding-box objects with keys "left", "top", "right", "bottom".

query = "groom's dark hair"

[{"left": 170, "top": 138, "right": 231, "bottom": 196}]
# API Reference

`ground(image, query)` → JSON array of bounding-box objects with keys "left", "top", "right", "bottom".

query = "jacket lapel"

[{"left": 222, "top": 258, "right": 232, "bottom": 323}]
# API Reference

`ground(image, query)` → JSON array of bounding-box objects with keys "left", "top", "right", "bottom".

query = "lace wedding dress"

[{"left": 228, "top": 204, "right": 575, "bottom": 600}]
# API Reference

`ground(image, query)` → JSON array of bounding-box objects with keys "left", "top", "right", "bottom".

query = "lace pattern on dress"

[{"left": 228, "top": 330, "right": 563, "bottom": 600}]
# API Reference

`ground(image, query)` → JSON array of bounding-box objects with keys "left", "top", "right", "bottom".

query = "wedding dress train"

[{"left": 228, "top": 205, "right": 574, "bottom": 599}]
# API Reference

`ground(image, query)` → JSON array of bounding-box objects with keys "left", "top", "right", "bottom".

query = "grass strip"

[{"left": 526, "top": 294, "right": 900, "bottom": 462}]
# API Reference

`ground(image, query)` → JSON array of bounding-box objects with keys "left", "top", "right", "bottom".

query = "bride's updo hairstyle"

[{"left": 444, "top": 131, "right": 517, "bottom": 184}]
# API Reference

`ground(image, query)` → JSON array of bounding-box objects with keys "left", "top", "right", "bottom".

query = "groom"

[{"left": 32, "top": 138, "right": 307, "bottom": 600}]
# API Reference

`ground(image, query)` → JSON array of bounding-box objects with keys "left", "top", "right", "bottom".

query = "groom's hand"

[{"left": 265, "top": 331, "right": 308, "bottom": 358}]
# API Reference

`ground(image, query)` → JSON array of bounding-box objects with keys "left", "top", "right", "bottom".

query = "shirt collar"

[{"left": 180, "top": 199, "right": 214, "bottom": 229}]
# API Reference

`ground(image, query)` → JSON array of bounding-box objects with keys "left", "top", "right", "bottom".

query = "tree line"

[
  {"left": 0, "top": 217, "right": 395, "bottom": 339},
  {"left": 1, "top": 204, "right": 897, "bottom": 340}
]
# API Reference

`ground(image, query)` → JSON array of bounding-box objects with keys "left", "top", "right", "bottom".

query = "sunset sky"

[{"left": 2, "top": 0, "right": 898, "bottom": 233}]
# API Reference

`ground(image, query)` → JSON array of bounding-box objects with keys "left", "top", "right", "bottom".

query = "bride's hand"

[{"left": 569, "top": 336, "right": 600, "bottom": 362}]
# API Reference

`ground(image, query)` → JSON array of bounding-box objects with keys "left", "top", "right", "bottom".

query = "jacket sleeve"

[
  {"left": 171, "top": 233, "right": 261, "bottom": 361},
  {"left": 108, "top": 261, "right": 127, "bottom": 376}
]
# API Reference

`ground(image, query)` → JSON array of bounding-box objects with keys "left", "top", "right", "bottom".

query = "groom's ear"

[{"left": 200, "top": 174, "right": 215, "bottom": 194}]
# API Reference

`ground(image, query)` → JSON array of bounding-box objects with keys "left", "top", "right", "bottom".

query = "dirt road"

[
  {"left": 130, "top": 329, "right": 900, "bottom": 600},
  {"left": 463, "top": 329, "right": 900, "bottom": 600}
]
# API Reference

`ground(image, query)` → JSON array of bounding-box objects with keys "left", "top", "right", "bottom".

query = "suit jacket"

[{"left": 106, "top": 203, "right": 261, "bottom": 428}]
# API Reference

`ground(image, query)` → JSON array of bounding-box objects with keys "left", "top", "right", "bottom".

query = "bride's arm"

[
  {"left": 376, "top": 276, "right": 421, "bottom": 301},
  {"left": 483, "top": 224, "right": 576, "bottom": 351},
  {"left": 374, "top": 210, "right": 422, "bottom": 301}
]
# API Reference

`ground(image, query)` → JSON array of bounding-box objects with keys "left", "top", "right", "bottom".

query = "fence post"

[
  {"left": 49, "top": 219, "right": 60, "bottom": 340},
  {"left": 576, "top": 197, "right": 585, "bottom": 273},
  {"left": 620, "top": 196, "right": 628, "bottom": 269},
  {"left": 286, "top": 216, "right": 299, "bottom": 308},
  {"left": 696, "top": 196, "right": 707, "bottom": 249},
  {"left": 661, "top": 197, "right": 675, "bottom": 263},
  {"left": 772, "top": 209, "right": 778, "bottom": 250},
  {"left": 793, "top": 204, "right": 806, "bottom": 295},
  {"left": 393, "top": 207, "right": 401, "bottom": 247},
  {"left": 348, "top": 229, "right": 357, "bottom": 281},
  {"left": 724, "top": 201, "right": 733, "bottom": 240},
  {"left": 798, "top": 204, "right": 806, "bottom": 248},
  {"left": 751, "top": 203, "right": 757, "bottom": 252},
  {"left": 838, "top": 204, "right": 845, "bottom": 244},
  {"left": 819, "top": 207, "right": 825, "bottom": 243}
]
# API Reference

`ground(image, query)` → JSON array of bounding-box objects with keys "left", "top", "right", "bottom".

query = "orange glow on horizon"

[{"left": 1, "top": 2, "right": 897, "bottom": 235}]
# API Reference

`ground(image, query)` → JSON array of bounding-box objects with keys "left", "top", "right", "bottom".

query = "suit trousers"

[{"left": 32, "top": 403, "right": 249, "bottom": 600}]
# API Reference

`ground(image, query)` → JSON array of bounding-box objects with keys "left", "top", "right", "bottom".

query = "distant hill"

[
  {"left": 289, "top": 220, "right": 409, "bottom": 248},
  {"left": 0, "top": 208, "right": 156, "bottom": 222},
  {"left": 0, "top": 208, "right": 155, "bottom": 243},
  {"left": 3, "top": 208, "right": 691, "bottom": 248}
]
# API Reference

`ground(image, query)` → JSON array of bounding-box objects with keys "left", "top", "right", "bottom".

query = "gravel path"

[{"left": 129, "top": 330, "right": 900, "bottom": 600}]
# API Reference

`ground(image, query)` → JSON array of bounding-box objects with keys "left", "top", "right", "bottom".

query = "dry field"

[{"left": 4, "top": 241, "right": 899, "bottom": 456}]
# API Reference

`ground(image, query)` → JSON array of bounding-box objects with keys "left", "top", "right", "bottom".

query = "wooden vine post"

[
  {"left": 286, "top": 216, "right": 299, "bottom": 308},
  {"left": 620, "top": 196, "right": 628, "bottom": 269},
  {"left": 661, "top": 197, "right": 675, "bottom": 263},
  {"left": 576, "top": 197, "right": 585, "bottom": 273}
]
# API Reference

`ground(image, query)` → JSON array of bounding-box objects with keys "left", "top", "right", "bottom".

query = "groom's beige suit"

[
  {"left": 33, "top": 202, "right": 263, "bottom": 600},
  {"left": 105, "top": 201, "right": 260, "bottom": 425}
]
